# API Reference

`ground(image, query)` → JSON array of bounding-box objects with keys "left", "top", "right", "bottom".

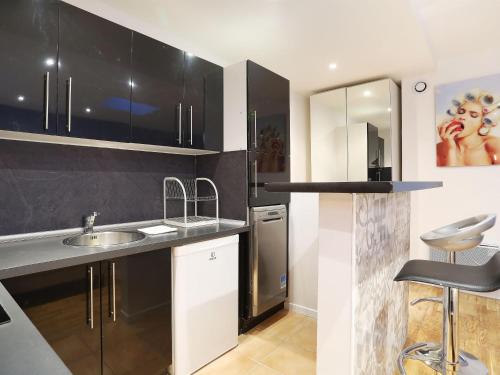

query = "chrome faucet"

[{"left": 83, "top": 212, "right": 100, "bottom": 234}]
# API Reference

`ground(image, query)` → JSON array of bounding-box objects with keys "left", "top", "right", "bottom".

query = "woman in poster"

[{"left": 437, "top": 90, "right": 500, "bottom": 166}]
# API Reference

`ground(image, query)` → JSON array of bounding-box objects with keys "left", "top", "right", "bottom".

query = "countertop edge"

[{"left": 265, "top": 181, "right": 443, "bottom": 193}]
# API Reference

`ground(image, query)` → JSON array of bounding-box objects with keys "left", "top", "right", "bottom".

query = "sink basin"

[{"left": 63, "top": 231, "right": 146, "bottom": 247}]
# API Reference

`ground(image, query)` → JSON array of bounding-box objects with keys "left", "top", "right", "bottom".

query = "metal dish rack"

[{"left": 163, "top": 177, "right": 219, "bottom": 228}]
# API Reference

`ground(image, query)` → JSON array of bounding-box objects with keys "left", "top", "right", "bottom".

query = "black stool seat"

[{"left": 394, "top": 252, "right": 500, "bottom": 292}]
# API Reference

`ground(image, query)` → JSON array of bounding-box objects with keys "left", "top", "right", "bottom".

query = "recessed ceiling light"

[
  {"left": 328, "top": 63, "right": 337, "bottom": 70},
  {"left": 85, "top": 107, "right": 92, "bottom": 113},
  {"left": 363, "top": 90, "right": 372, "bottom": 97},
  {"left": 45, "top": 58, "right": 55, "bottom": 66},
  {"left": 387, "top": 107, "right": 392, "bottom": 112},
  {"left": 186, "top": 52, "right": 194, "bottom": 57},
  {"left": 17, "top": 95, "right": 25, "bottom": 102},
  {"left": 128, "top": 79, "right": 135, "bottom": 88}
]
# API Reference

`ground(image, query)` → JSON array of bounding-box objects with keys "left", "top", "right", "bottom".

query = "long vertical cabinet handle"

[
  {"left": 111, "top": 262, "right": 116, "bottom": 322},
  {"left": 44, "top": 72, "right": 50, "bottom": 130},
  {"left": 254, "top": 161, "right": 258, "bottom": 198},
  {"left": 189, "top": 105, "right": 193, "bottom": 145},
  {"left": 66, "top": 77, "right": 72, "bottom": 133},
  {"left": 88, "top": 266, "right": 94, "bottom": 329},
  {"left": 178, "top": 103, "right": 182, "bottom": 145},
  {"left": 253, "top": 110, "right": 257, "bottom": 148}
]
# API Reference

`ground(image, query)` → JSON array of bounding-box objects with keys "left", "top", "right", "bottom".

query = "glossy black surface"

[
  {"left": 0, "top": 0, "right": 59, "bottom": 135},
  {"left": 183, "top": 55, "right": 223, "bottom": 151},
  {"left": 131, "top": 32, "right": 184, "bottom": 146},
  {"left": 265, "top": 181, "right": 443, "bottom": 193},
  {"left": 0, "top": 304, "right": 10, "bottom": 325},
  {"left": 247, "top": 61, "right": 290, "bottom": 206},
  {"left": 2, "top": 263, "right": 102, "bottom": 374},
  {"left": 101, "top": 250, "right": 172, "bottom": 374},
  {"left": 57, "top": 3, "right": 132, "bottom": 142}
]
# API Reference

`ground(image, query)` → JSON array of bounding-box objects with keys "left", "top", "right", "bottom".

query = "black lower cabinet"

[
  {"left": 2, "top": 248, "right": 172, "bottom": 375},
  {"left": 101, "top": 250, "right": 172, "bottom": 375},
  {"left": 2, "top": 262, "right": 102, "bottom": 374}
]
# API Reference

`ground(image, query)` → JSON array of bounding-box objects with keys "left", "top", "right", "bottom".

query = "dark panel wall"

[
  {"left": 0, "top": 140, "right": 195, "bottom": 235},
  {"left": 196, "top": 150, "right": 247, "bottom": 221}
]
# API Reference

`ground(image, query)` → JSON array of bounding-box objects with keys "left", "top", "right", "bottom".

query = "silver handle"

[
  {"left": 189, "top": 105, "right": 193, "bottom": 145},
  {"left": 67, "top": 77, "right": 72, "bottom": 132},
  {"left": 44, "top": 72, "right": 50, "bottom": 130},
  {"left": 111, "top": 262, "right": 116, "bottom": 322},
  {"left": 88, "top": 266, "right": 94, "bottom": 329},
  {"left": 178, "top": 103, "right": 182, "bottom": 144},
  {"left": 253, "top": 110, "right": 257, "bottom": 148},
  {"left": 254, "top": 161, "right": 258, "bottom": 198}
]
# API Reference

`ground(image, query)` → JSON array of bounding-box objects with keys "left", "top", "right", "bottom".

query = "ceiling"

[{"left": 65, "top": 0, "right": 499, "bottom": 94}]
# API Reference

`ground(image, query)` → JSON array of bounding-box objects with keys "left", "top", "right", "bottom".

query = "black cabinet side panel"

[{"left": 196, "top": 151, "right": 247, "bottom": 221}]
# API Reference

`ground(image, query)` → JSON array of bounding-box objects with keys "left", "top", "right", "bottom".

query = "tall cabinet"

[
  {"left": 2, "top": 249, "right": 172, "bottom": 375},
  {"left": 310, "top": 78, "right": 401, "bottom": 182}
]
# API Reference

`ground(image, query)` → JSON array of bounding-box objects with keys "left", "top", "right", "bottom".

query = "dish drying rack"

[{"left": 163, "top": 177, "right": 219, "bottom": 228}]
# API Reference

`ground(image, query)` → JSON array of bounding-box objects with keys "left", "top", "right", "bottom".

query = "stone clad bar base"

[{"left": 316, "top": 192, "right": 410, "bottom": 375}]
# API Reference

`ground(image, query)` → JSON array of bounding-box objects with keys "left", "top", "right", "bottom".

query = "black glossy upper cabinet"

[
  {"left": 130, "top": 32, "right": 184, "bottom": 147},
  {"left": 57, "top": 3, "right": 132, "bottom": 142},
  {"left": 0, "top": 0, "right": 58, "bottom": 135},
  {"left": 183, "top": 55, "right": 223, "bottom": 151}
]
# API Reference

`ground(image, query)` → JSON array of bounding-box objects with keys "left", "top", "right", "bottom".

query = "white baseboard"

[{"left": 285, "top": 302, "right": 317, "bottom": 319}]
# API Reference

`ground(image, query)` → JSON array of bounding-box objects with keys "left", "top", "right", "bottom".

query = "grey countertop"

[
  {"left": 0, "top": 219, "right": 249, "bottom": 374},
  {"left": 0, "top": 283, "right": 72, "bottom": 375},
  {"left": 0, "top": 219, "right": 249, "bottom": 280},
  {"left": 265, "top": 181, "right": 443, "bottom": 194}
]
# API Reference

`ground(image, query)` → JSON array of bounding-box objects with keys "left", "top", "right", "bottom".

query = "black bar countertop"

[{"left": 265, "top": 181, "right": 443, "bottom": 194}]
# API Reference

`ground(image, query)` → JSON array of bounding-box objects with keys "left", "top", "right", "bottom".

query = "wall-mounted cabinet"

[
  {"left": 310, "top": 78, "right": 401, "bottom": 182},
  {"left": 0, "top": 1, "right": 223, "bottom": 153}
]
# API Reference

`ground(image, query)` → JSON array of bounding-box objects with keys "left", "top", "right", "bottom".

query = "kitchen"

[{"left": 0, "top": 1, "right": 499, "bottom": 375}]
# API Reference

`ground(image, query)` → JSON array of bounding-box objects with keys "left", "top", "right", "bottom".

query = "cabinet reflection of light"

[
  {"left": 17, "top": 95, "right": 25, "bottom": 102},
  {"left": 85, "top": 107, "right": 92, "bottom": 113},
  {"left": 45, "top": 58, "right": 55, "bottom": 66}
]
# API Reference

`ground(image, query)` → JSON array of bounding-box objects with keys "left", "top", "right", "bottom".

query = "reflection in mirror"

[
  {"left": 347, "top": 79, "right": 393, "bottom": 181},
  {"left": 310, "top": 88, "right": 348, "bottom": 181}
]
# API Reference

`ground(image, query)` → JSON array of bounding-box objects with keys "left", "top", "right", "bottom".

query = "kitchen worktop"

[
  {"left": 0, "top": 219, "right": 249, "bottom": 280},
  {"left": 265, "top": 181, "right": 443, "bottom": 193},
  {"left": 0, "top": 219, "right": 248, "bottom": 375}
]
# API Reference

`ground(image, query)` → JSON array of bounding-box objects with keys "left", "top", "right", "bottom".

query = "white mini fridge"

[{"left": 172, "top": 235, "right": 239, "bottom": 375}]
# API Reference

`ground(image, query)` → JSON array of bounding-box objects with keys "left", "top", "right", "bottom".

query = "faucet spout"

[{"left": 84, "top": 211, "right": 100, "bottom": 234}]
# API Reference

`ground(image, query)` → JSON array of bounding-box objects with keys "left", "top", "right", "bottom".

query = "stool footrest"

[{"left": 410, "top": 296, "right": 442, "bottom": 306}]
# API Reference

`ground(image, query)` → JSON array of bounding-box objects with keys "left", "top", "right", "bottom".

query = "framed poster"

[{"left": 435, "top": 74, "right": 500, "bottom": 166}]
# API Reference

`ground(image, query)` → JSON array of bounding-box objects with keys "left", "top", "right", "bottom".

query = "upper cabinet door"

[
  {"left": 247, "top": 60, "right": 290, "bottom": 156},
  {"left": 131, "top": 32, "right": 184, "bottom": 147},
  {"left": 183, "top": 55, "right": 223, "bottom": 151},
  {"left": 57, "top": 3, "right": 132, "bottom": 142},
  {"left": 0, "top": 0, "right": 58, "bottom": 135}
]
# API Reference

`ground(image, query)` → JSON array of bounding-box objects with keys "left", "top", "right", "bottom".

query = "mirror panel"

[{"left": 310, "top": 88, "right": 347, "bottom": 182}]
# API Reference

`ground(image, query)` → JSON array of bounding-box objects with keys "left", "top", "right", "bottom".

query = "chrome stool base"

[{"left": 398, "top": 342, "right": 489, "bottom": 374}]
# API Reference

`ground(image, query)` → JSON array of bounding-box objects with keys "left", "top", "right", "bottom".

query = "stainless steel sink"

[{"left": 63, "top": 231, "right": 146, "bottom": 247}]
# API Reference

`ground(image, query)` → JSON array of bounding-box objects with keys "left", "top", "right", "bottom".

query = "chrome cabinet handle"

[
  {"left": 88, "top": 266, "right": 94, "bottom": 329},
  {"left": 178, "top": 103, "right": 182, "bottom": 145},
  {"left": 110, "top": 262, "right": 116, "bottom": 322},
  {"left": 66, "top": 77, "right": 72, "bottom": 132},
  {"left": 253, "top": 110, "right": 257, "bottom": 148},
  {"left": 44, "top": 72, "right": 50, "bottom": 130},
  {"left": 254, "top": 161, "right": 258, "bottom": 198},
  {"left": 189, "top": 105, "right": 193, "bottom": 146}
]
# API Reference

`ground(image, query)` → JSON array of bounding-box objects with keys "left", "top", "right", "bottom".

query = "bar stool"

[{"left": 394, "top": 214, "right": 497, "bottom": 374}]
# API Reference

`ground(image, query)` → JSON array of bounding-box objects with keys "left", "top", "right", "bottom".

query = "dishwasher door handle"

[{"left": 261, "top": 217, "right": 283, "bottom": 224}]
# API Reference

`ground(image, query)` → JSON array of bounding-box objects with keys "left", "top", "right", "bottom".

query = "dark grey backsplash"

[
  {"left": 196, "top": 150, "right": 247, "bottom": 222},
  {"left": 0, "top": 140, "right": 195, "bottom": 235}
]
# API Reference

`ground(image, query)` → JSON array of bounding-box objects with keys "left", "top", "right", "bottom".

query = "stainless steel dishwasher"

[{"left": 249, "top": 205, "right": 287, "bottom": 317}]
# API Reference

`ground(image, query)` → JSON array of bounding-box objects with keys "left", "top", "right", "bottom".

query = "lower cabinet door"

[
  {"left": 2, "top": 263, "right": 102, "bottom": 375},
  {"left": 101, "top": 249, "right": 172, "bottom": 375}
]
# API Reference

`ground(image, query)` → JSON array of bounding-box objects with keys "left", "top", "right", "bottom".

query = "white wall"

[
  {"left": 402, "top": 54, "right": 500, "bottom": 261},
  {"left": 288, "top": 91, "right": 319, "bottom": 316}
]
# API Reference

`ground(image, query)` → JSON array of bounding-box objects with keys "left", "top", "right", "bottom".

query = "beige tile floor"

[{"left": 195, "top": 284, "right": 500, "bottom": 375}]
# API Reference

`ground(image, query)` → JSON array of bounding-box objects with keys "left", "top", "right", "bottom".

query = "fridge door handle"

[
  {"left": 110, "top": 262, "right": 116, "bottom": 322},
  {"left": 178, "top": 103, "right": 182, "bottom": 145},
  {"left": 66, "top": 77, "right": 72, "bottom": 133},
  {"left": 251, "top": 222, "right": 259, "bottom": 316},
  {"left": 44, "top": 72, "right": 50, "bottom": 130},
  {"left": 253, "top": 110, "right": 257, "bottom": 149},
  {"left": 88, "top": 266, "right": 94, "bottom": 329}
]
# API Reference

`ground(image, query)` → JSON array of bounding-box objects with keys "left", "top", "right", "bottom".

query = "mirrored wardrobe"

[{"left": 310, "top": 78, "right": 401, "bottom": 181}]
